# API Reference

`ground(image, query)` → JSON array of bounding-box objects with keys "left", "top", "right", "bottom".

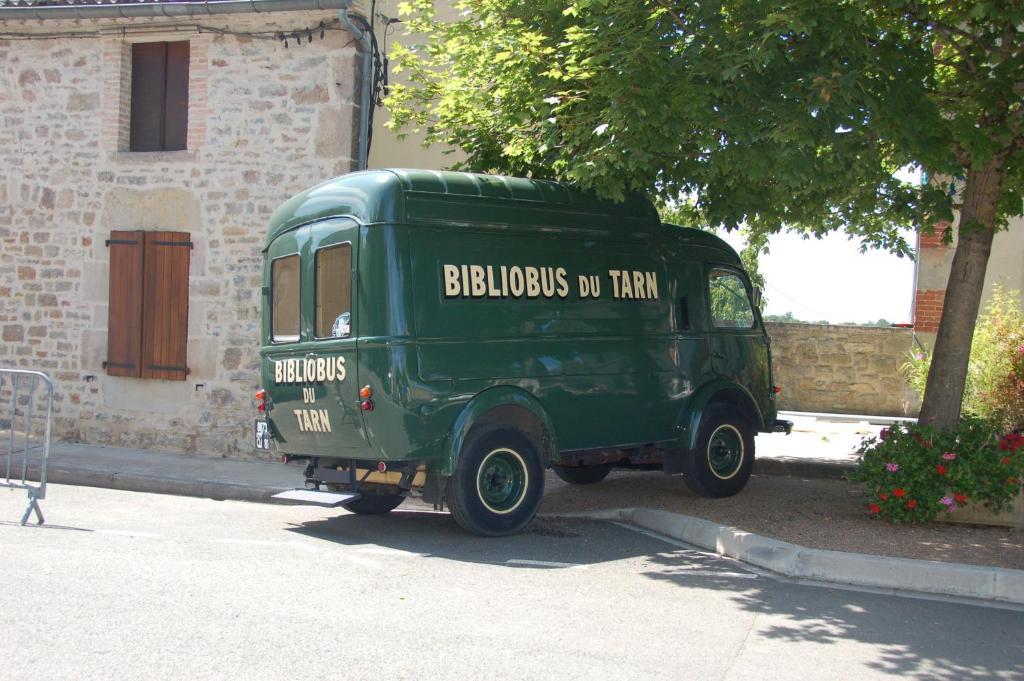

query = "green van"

[{"left": 258, "top": 169, "right": 790, "bottom": 536}]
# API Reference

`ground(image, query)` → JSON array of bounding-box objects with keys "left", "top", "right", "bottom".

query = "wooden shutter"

[
  {"left": 140, "top": 232, "right": 191, "bottom": 380},
  {"left": 163, "top": 41, "right": 190, "bottom": 151},
  {"left": 130, "top": 43, "right": 167, "bottom": 152},
  {"left": 106, "top": 231, "right": 144, "bottom": 377}
]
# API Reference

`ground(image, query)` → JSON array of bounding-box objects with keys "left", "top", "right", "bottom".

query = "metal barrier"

[{"left": 1, "top": 369, "right": 53, "bottom": 525}]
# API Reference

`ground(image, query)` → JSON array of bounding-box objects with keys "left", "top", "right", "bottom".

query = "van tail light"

[
  {"left": 255, "top": 388, "right": 267, "bottom": 412},
  {"left": 360, "top": 399, "right": 374, "bottom": 412},
  {"left": 359, "top": 385, "right": 373, "bottom": 400}
]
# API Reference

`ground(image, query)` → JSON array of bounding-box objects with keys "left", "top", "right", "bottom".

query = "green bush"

[
  {"left": 851, "top": 420, "right": 1024, "bottom": 523},
  {"left": 902, "top": 286, "right": 1024, "bottom": 431},
  {"left": 970, "top": 287, "right": 1024, "bottom": 430}
]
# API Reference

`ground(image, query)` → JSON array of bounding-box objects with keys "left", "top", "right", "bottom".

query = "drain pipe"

[{"left": 339, "top": 0, "right": 372, "bottom": 171}]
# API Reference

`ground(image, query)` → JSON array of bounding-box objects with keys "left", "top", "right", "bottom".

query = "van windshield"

[
  {"left": 272, "top": 255, "right": 300, "bottom": 342},
  {"left": 316, "top": 243, "right": 352, "bottom": 339}
]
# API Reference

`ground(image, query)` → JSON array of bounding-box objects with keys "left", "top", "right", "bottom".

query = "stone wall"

[
  {"left": 765, "top": 322, "right": 920, "bottom": 417},
  {"left": 0, "top": 11, "right": 360, "bottom": 457}
]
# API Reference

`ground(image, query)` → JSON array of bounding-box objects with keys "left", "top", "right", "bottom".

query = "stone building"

[{"left": 0, "top": 0, "right": 378, "bottom": 456}]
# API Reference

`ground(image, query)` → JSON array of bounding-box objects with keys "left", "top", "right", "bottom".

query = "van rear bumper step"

[
  {"left": 271, "top": 489, "right": 361, "bottom": 507},
  {"left": 772, "top": 419, "right": 794, "bottom": 435}
]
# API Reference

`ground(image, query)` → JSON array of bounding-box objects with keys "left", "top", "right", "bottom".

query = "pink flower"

[
  {"left": 880, "top": 427, "right": 890, "bottom": 441},
  {"left": 942, "top": 451, "right": 957, "bottom": 460},
  {"left": 939, "top": 496, "right": 954, "bottom": 509},
  {"left": 885, "top": 462, "right": 899, "bottom": 473}
]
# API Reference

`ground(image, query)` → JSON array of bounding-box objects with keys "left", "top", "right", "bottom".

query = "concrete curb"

[
  {"left": 590, "top": 507, "right": 1024, "bottom": 606},
  {"left": 38, "top": 466, "right": 288, "bottom": 505},
  {"left": 753, "top": 457, "right": 855, "bottom": 480}
]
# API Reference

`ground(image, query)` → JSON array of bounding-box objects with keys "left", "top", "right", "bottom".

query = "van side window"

[
  {"left": 708, "top": 269, "right": 755, "bottom": 329},
  {"left": 316, "top": 244, "right": 352, "bottom": 339},
  {"left": 271, "top": 255, "right": 301, "bottom": 342}
]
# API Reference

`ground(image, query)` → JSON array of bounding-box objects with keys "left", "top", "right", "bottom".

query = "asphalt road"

[{"left": 1, "top": 485, "right": 1022, "bottom": 681}]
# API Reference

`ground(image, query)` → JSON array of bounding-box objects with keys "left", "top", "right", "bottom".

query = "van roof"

[{"left": 264, "top": 169, "right": 739, "bottom": 260}]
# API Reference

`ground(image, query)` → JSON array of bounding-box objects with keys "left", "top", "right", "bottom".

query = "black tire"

[
  {"left": 683, "top": 404, "right": 755, "bottom": 498},
  {"left": 446, "top": 425, "right": 545, "bottom": 537},
  {"left": 551, "top": 463, "right": 611, "bottom": 485},
  {"left": 343, "top": 493, "right": 405, "bottom": 515}
]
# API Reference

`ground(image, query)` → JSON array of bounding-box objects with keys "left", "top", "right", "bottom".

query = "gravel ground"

[{"left": 539, "top": 470, "right": 1024, "bottom": 571}]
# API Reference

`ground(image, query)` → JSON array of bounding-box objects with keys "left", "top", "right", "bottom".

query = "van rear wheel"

[
  {"left": 684, "top": 404, "right": 754, "bottom": 498},
  {"left": 343, "top": 493, "right": 405, "bottom": 515},
  {"left": 447, "top": 425, "right": 544, "bottom": 537},
  {"left": 551, "top": 464, "right": 611, "bottom": 485}
]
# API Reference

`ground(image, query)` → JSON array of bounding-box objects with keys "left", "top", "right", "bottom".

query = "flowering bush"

[{"left": 851, "top": 419, "right": 1024, "bottom": 523}]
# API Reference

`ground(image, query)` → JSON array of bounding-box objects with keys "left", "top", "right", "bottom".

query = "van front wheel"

[
  {"left": 684, "top": 405, "right": 754, "bottom": 498},
  {"left": 447, "top": 426, "right": 544, "bottom": 537}
]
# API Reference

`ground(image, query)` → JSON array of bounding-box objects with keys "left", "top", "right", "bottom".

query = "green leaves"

[{"left": 385, "top": 0, "right": 1023, "bottom": 252}]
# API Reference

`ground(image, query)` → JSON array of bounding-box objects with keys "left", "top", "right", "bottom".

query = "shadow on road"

[
  {"left": 285, "top": 510, "right": 674, "bottom": 569},
  {"left": 640, "top": 549, "right": 1024, "bottom": 681},
  {"left": 0, "top": 519, "right": 93, "bottom": 532},
  {"left": 286, "top": 505, "right": 1024, "bottom": 678}
]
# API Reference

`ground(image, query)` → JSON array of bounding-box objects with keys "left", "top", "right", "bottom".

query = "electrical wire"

[
  {"left": 0, "top": 17, "right": 342, "bottom": 41},
  {"left": 763, "top": 281, "right": 836, "bottom": 322}
]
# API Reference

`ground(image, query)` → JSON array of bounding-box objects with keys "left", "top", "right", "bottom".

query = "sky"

[{"left": 718, "top": 229, "right": 917, "bottom": 325}]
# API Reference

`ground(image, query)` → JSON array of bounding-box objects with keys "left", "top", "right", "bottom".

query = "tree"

[{"left": 387, "top": 0, "right": 1024, "bottom": 429}]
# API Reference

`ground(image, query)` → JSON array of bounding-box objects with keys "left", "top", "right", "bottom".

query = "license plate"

[{"left": 254, "top": 420, "right": 270, "bottom": 450}]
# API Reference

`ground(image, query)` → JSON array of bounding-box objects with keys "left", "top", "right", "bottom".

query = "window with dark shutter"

[
  {"left": 130, "top": 41, "right": 189, "bottom": 152},
  {"left": 106, "top": 231, "right": 191, "bottom": 380}
]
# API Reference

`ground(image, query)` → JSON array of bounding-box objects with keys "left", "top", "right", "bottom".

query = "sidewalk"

[
  {"left": 34, "top": 441, "right": 300, "bottom": 504},
  {"left": 7, "top": 413, "right": 1023, "bottom": 606},
  {"left": 20, "top": 410, "right": 867, "bottom": 502}
]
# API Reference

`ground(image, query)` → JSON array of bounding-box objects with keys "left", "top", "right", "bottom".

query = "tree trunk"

[{"left": 918, "top": 162, "right": 1005, "bottom": 430}]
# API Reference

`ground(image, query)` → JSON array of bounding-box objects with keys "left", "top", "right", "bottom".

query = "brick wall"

[
  {"left": 914, "top": 220, "right": 952, "bottom": 333},
  {"left": 765, "top": 322, "right": 920, "bottom": 417},
  {"left": 913, "top": 288, "right": 946, "bottom": 334},
  {"left": 0, "top": 12, "right": 360, "bottom": 457},
  {"left": 918, "top": 224, "right": 951, "bottom": 249}
]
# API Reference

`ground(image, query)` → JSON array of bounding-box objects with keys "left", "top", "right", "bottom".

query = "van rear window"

[
  {"left": 315, "top": 244, "right": 352, "bottom": 339},
  {"left": 272, "top": 255, "right": 300, "bottom": 342}
]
